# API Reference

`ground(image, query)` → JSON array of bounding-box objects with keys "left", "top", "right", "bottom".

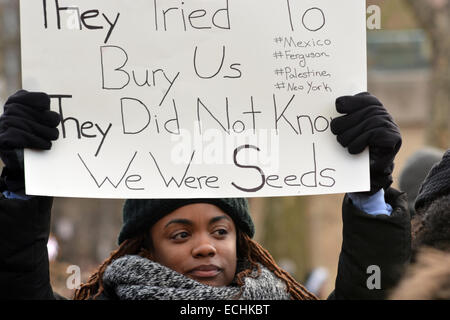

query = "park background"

[{"left": 0, "top": 0, "right": 448, "bottom": 298}]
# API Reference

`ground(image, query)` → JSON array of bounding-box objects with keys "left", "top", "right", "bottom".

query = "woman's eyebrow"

[
  {"left": 209, "top": 216, "right": 232, "bottom": 225},
  {"left": 164, "top": 219, "right": 193, "bottom": 229}
]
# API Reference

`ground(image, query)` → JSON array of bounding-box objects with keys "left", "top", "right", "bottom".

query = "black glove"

[
  {"left": 0, "top": 90, "right": 60, "bottom": 193},
  {"left": 331, "top": 92, "right": 402, "bottom": 195}
]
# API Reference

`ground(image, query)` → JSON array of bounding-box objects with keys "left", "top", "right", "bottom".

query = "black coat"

[
  {"left": 0, "top": 189, "right": 411, "bottom": 300},
  {"left": 330, "top": 188, "right": 411, "bottom": 299}
]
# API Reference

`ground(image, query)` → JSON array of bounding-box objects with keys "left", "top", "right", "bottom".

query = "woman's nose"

[{"left": 192, "top": 238, "right": 217, "bottom": 258}]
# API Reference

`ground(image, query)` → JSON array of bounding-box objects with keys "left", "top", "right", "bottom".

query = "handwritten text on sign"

[{"left": 20, "top": 0, "right": 369, "bottom": 198}]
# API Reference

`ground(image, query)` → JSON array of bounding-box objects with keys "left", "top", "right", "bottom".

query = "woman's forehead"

[{"left": 156, "top": 203, "right": 234, "bottom": 227}]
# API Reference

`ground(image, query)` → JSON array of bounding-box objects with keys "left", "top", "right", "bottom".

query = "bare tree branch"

[{"left": 406, "top": 0, "right": 450, "bottom": 148}]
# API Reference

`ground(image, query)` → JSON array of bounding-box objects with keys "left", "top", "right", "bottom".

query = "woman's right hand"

[{"left": 0, "top": 90, "right": 60, "bottom": 193}]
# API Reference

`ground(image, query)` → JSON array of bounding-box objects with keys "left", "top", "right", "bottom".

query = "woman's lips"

[{"left": 188, "top": 265, "right": 222, "bottom": 278}]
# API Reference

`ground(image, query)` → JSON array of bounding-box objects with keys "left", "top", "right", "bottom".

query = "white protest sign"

[{"left": 20, "top": 0, "right": 369, "bottom": 199}]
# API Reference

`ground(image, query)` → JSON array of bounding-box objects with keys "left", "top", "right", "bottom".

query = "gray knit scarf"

[{"left": 103, "top": 255, "right": 291, "bottom": 300}]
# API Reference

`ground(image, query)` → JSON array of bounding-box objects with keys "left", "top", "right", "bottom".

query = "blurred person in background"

[
  {"left": 389, "top": 247, "right": 450, "bottom": 300},
  {"left": 410, "top": 149, "right": 450, "bottom": 255},
  {"left": 399, "top": 147, "right": 444, "bottom": 218},
  {"left": 0, "top": 90, "right": 411, "bottom": 300},
  {"left": 304, "top": 267, "right": 329, "bottom": 299},
  {"left": 390, "top": 148, "right": 450, "bottom": 300}
]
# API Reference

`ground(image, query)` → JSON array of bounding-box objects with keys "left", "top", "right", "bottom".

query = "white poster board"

[{"left": 20, "top": 0, "right": 369, "bottom": 199}]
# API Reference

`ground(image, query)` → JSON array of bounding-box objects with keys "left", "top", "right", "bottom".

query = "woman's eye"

[
  {"left": 214, "top": 229, "right": 228, "bottom": 236},
  {"left": 172, "top": 231, "right": 189, "bottom": 240}
]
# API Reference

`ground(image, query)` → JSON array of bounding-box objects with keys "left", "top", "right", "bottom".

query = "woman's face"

[{"left": 149, "top": 203, "right": 237, "bottom": 287}]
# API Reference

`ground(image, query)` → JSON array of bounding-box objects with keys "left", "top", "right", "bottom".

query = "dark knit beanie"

[
  {"left": 118, "top": 198, "right": 254, "bottom": 245},
  {"left": 415, "top": 149, "right": 450, "bottom": 211},
  {"left": 399, "top": 147, "right": 444, "bottom": 216}
]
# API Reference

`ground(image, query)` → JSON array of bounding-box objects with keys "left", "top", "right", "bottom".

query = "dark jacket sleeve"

[
  {"left": 329, "top": 188, "right": 411, "bottom": 300},
  {"left": 0, "top": 193, "right": 56, "bottom": 300}
]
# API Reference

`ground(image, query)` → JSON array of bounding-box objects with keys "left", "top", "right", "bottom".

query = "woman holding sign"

[{"left": 0, "top": 90, "right": 410, "bottom": 300}]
